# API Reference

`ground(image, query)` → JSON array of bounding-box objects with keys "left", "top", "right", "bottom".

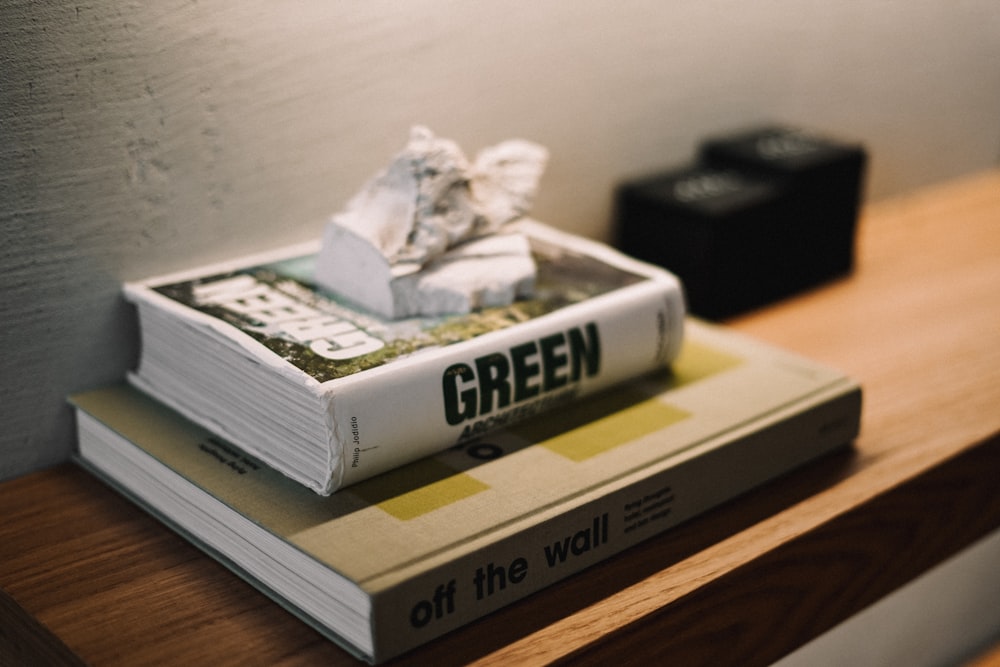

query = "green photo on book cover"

[{"left": 153, "top": 242, "right": 646, "bottom": 383}]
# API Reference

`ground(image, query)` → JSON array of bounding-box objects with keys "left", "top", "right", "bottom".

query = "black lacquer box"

[{"left": 616, "top": 125, "right": 867, "bottom": 320}]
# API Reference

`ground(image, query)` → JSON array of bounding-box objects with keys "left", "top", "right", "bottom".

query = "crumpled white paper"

[{"left": 315, "top": 126, "right": 548, "bottom": 318}]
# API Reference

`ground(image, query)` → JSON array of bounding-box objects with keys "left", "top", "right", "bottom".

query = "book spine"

[
  {"left": 368, "top": 381, "right": 861, "bottom": 662},
  {"left": 329, "top": 277, "right": 684, "bottom": 491}
]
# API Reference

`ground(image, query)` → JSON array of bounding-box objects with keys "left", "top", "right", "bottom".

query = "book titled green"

[
  {"left": 124, "top": 220, "right": 685, "bottom": 494},
  {"left": 72, "top": 320, "right": 861, "bottom": 663}
]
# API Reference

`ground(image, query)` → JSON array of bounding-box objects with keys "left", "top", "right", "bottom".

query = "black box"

[
  {"left": 615, "top": 125, "right": 866, "bottom": 319},
  {"left": 616, "top": 165, "right": 790, "bottom": 319},
  {"left": 700, "top": 125, "right": 867, "bottom": 284}
]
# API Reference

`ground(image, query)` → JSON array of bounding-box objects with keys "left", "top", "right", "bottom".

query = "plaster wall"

[{"left": 3, "top": 0, "right": 1000, "bottom": 479}]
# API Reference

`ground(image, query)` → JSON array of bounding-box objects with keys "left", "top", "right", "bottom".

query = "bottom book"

[{"left": 71, "top": 319, "right": 861, "bottom": 664}]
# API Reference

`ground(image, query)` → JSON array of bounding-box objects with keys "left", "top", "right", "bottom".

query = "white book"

[{"left": 124, "top": 220, "right": 686, "bottom": 494}]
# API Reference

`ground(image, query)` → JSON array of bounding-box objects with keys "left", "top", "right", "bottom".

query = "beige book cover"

[{"left": 72, "top": 319, "right": 861, "bottom": 663}]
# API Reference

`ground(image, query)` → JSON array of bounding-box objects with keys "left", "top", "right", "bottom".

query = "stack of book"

[{"left": 72, "top": 221, "right": 861, "bottom": 663}]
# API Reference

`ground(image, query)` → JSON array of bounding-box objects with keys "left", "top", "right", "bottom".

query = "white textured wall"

[{"left": 3, "top": 0, "right": 1000, "bottom": 480}]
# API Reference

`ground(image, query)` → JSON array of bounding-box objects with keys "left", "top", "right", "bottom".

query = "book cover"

[
  {"left": 124, "top": 220, "right": 686, "bottom": 494},
  {"left": 72, "top": 320, "right": 861, "bottom": 663}
]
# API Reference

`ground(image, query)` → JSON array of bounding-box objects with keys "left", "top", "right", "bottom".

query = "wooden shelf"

[{"left": 3, "top": 170, "right": 999, "bottom": 666}]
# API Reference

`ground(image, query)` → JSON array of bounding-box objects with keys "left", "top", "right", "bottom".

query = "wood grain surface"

[{"left": 2, "top": 170, "right": 999, "bottom": 666}]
